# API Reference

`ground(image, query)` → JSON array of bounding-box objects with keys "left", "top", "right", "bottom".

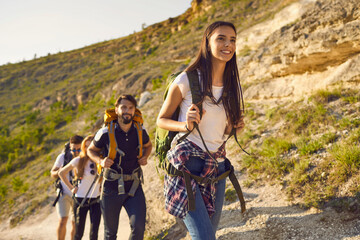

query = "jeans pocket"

[{"left": 185, "top": 156, "right": 204, "bottom": 176}]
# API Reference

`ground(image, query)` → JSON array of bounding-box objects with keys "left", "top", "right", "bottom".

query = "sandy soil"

[
  {"left": 0, "top": 204, "right": 130, "bottom": 240},
  {"left": 1, "top": 161, "right": 360, "bottom": 240}
]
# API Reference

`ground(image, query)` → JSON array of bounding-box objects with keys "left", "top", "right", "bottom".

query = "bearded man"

[{"left": 88, "top": 94, "right": 152, "bottom": 240}]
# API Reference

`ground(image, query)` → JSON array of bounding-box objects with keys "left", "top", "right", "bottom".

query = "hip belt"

[{"left": 103, "top": 167, "right": 143, "bottom": 197}]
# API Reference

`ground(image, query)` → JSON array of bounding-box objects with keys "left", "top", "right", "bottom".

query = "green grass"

[
  {"left": 330, "top": 143, "right": 360, "bottom": 173},
  {"left": 310, "top": 89, "right": 341, "bottom": 104},
  {"left": 296, "top": 138, "right": 323, "bottom": 156},
  {"left": 225, "top": 187, "right": 237, "bottom": 202},
  {"left": 242, "top": 137, "right": 295, "bottom": 180},
  {"left": 240, "top": 87, "right": 360, "bottom": 209}
]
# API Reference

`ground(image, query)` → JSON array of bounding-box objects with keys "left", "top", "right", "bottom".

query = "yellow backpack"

[{"left": 103, "top": 108, "right": 144, "bottom": 162}]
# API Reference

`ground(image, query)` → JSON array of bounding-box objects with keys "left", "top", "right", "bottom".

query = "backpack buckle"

[{"left": 199, "top": 177, "right": 217, "bottom": 186}]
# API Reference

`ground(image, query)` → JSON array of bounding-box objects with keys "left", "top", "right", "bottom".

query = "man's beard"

[{"left": 120, "top": 113, "right": 133, "bottom": 124}]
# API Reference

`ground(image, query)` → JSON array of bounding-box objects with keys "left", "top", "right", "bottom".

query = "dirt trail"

[
  {"left": 1, "top": 176, "right": 360, "bottom": 240},
  {"left": 214, "top": 175, "right": 360, "bottom": 240},
  {"left": 0, "top": 204, "right": 130, "bottom": 240}
]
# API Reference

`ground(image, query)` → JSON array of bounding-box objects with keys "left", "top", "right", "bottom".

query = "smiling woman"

[
  {"left": 0, "top": 0, "right": 191, "bottom": 65},
  {"left": 156, "top": 21, "right": 245, "bottom": 240}
]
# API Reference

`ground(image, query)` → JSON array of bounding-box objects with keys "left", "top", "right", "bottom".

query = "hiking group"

[{"left": 51, "top": 21, "right": 246, "bottom": 240}]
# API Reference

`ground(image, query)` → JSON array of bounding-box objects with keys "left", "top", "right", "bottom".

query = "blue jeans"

[
  {"left": 101, "top": 185, "right": 146, "bottom": 240},
  {"left": 183, "top": 157, "right": 226, "bottom": 240}
]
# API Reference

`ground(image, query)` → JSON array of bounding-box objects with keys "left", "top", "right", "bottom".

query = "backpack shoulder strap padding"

[
  {"left": 107, "top": 121, "right": 118, "bottom": 160},
  {"left": 177, "top": 70, "right": 202, "bottom": 143},
  {"left": 104, "top": 108, "right": 117, "bottom": 125},
  {"left": 187, "top": 70, "right": 203, "bottom": 118},
  {"left": 133, "top": 121, "right": 143, "bottom": 158},
  {"left": 105, "top": 108, "right": 144, "bottom": 160}
]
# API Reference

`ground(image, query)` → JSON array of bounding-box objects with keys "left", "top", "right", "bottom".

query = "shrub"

[
  {"left": 321, "top": 132, "right": 338, "bottom": 145},
  {"left": 152, "top": 78, "right": 164, "bottom": 91},
  {"left": 225, "top": 187, "right": 237, "bottom": 202},
  {"left": 11, "top": 177, "right": 24, "bottom": 192},
  {"left": 311, "top": 89, "right": 341, "bottom": 104},
  {"left": 0, "top": 184, "right": 7, "bottom": 200},
  {"left": 260, "top": 137, "right": 294, "bottom": 158},
  {"left": 296, "top": 138, "right": 323, "bottom": 156},
  {"left": 330, "top": 143, "right": 360, "bottom": 172}
]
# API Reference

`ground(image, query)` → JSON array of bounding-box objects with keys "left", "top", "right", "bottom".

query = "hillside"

[{"left": 1, "top": 0, "right": 360, "bottom": 239}]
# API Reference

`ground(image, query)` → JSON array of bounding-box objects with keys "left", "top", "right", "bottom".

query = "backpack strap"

[
  {"left": 226, "top": 128, "right": 250, "bottom": 155},
  {"left": 133, "top": 121, "right": 143, "bottom": 158},
  {"left": 167, "top": 158, "right": 246, "bottom": 213},
  {"left": 107, "top": 121, "right": 118, "bottom": 160},
  {"left": 166, "top": 70, "right": 246, "bottom": 212},
  {"left": 177, "top": 70, "right": 218, "bottom": 163},
  {"left": 78, "top": 174, "right": 99, "bottom": 208},
  {"left": 177, "top": 70, "right": 202, "bottom": 143},
  {"left": 187, "top": 70, "right": 203, "bottom": 115}
]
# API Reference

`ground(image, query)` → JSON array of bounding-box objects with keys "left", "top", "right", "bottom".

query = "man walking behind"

[
  {"left": 51, "top": 135, "right": 84, "bottom": 240},
  {"left": 88, "top": 94, "right": 152, "bottom": 240}
]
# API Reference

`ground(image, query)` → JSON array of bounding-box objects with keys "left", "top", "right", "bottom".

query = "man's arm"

[
  {"left": 87, "top": 142, "right": 114, "bottom": 168},
  {"left": 138, "top": 140, "right": 152, "bottom": 166},
  {"left": 50, "top": 165, "right": 60, "bottom": 179}
]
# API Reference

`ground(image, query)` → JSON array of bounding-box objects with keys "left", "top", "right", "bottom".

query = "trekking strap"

[
  {"left": 108, "top": 121, "right": 118, "bottom": 160},
  {"left": 227, "top": 128, "right": 250, "bottom": 155},
  {"left": 73, "top": 196, "right": 100, "bottom": 208},
  {"left": 168, "top": 158, "right": 246, "bottom": 213},
  {"left": 79, "top": 174, "right": 99, "bottom": 208},
  {"left": 107, "top": 114, "right": 143, "bottom": 160},
  {"left": 133, "top": 121, "right": 143, "bottom": 158},
  {"left": 176, "top": 70, "right": 219, "bottom": 163},
  {"left": 103, "top": 167, "right": 143, "bottom": 197},
  {"left": 52, "top": 189, "right": 62, "bottom": 207}
]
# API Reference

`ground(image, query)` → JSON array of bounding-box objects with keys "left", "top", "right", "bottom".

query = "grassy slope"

[{"left": 7, "top": 0, "right": 346, "bottom": 233}]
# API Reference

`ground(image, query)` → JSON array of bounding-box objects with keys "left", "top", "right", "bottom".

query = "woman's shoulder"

[
  {"left": 173, "top": 71, "right": 189, "bottom": 85},
  {"left": 172, "top": 71, "right": 191, "bottom": 98},
  {"left": 70, "top": 156, "right": 81, "bottom": 166}
]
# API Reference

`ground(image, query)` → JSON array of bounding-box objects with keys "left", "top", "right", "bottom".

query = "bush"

[
  {"left": 330, "top": 143, "right": 360, "bottom": 172},
  {"left": 0, "top": 184, "right": 8, "bottom": 200},
  {"left": 296, "top": 138, "right": 323, "bottom": 156},
  {"left": 260, "top": 137, "right": 294, "bottom": 158},
  {"left": 11, "top": 177, "right": 24, "bottom": 192},
  {"left": 225, "top": 187, "right": 237, "bottom": 202},
  {"left": 311, "top": 89, "right": 341, "bottom": 104}
]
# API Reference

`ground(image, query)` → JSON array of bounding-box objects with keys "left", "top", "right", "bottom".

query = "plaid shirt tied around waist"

[{"left": 164, "top": 137, "right": 226, "bottom": 219}]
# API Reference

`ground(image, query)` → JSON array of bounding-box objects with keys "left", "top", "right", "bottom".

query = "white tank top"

[
  {"left": 173, "top": 71, "right": 227, "bottom": 152},
  {"left": 70, "top": 157, "right": 100, "bottom": 198}
]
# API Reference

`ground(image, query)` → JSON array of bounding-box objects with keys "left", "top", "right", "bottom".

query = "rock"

[
  {"left": 138, "top": 91, "right": 152, "bottom": 107},
  {"left": 238, "top": 0, "right": 360, "bottom": 101}
]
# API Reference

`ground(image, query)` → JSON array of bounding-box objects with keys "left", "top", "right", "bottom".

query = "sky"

[{"left": 0, "top": 0, "right": 192, "bottom": 66}]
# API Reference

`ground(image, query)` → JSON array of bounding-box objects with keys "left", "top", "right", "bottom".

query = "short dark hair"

[
  {"left": 115, "top": 95, "right": 137, "bottom": 108},
  {"left": 70, "top": 135, "right": 84, "bottom": 144}
]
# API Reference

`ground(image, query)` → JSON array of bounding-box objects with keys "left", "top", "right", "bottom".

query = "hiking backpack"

[
  {"left": 155, "top": 70, "right": 202, "bottom": 173},
  {"left": 52, "top": 142, "right": 73, "bottom": 207},
  {"left": 103, "top": 107, "right": 144, "bottom": 162},
  {"left": 154, "top": 70, "right": 247, "bottom": 213}
]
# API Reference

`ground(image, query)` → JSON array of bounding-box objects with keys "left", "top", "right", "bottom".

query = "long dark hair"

[
  {"left": 186, "top": 21, "right": 244, "bottom": 126},
  {"left": 75, "top": 135, "right": 94, "bottom": 179}
]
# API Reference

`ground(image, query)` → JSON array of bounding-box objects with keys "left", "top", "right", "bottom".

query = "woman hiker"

[
  {"left": 156, "top": 21, "right": 245, "bottom": 240},
  {"left": 59, "top": 135, "right": 101, "bottom": 240}
]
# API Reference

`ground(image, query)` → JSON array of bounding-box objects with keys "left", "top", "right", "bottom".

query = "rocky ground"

[
  {"left": 2, "top": 166, "right": 359, "bottom": 240},
  {"left": 2, "top": 0, "right": 360, "bottom": 239}
]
